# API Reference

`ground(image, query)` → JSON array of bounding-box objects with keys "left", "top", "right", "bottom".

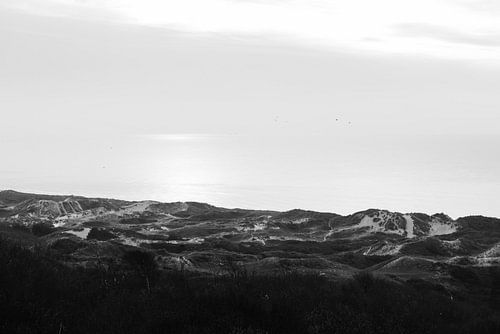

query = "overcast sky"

[{"left": 1, "top": 0, "right": 500, "bottom": 217}]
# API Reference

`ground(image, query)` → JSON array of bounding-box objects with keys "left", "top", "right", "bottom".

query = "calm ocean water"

[{"left": 2, "top": 134, "right": 499, "bottom": 218}]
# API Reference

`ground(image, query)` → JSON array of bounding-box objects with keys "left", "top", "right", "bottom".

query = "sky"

[{"left": 1, "top": 0, "right": 500, "bottom": 217}]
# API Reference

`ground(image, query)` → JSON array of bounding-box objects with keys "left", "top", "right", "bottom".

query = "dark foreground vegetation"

[{"left": 0, "top": 237, "right": 499, "bottom": 334}]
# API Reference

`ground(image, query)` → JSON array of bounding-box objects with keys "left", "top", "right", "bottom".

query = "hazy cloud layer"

[
  {"left": 459, "top": 0, "right": 500, "bottom": 13},
  {"left": 2, "top": 0, "right": 500, "bottom": 61},
  {"left": 395, "top": 23, "right": 500, "bottom": 47}
]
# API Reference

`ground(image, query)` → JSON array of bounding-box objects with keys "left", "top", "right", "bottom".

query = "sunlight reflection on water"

[{"left": 1, "top": 134, "right": 500, "bottom": 218}]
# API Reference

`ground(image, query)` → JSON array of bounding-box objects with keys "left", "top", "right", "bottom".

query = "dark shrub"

[
  {"left": 123, "top": 250, "right": 159, "bottom": 293},
  {"left": 87, "top": 228, "right": 116, "bottom": 241},
  {"left": 0, "top": 235, "right": 499, "bottom": 334},
  {"left": 49, "top": 238, "right": 82, "bottom": 253},
  {"left": 31, "top": 222, "right": 55, "bottom": 236},
  {"left": 450, "top": 266, "right": 480, "bottom": 285}
]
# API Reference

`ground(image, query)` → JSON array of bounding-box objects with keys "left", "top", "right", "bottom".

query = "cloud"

[
  {"left": 2, "top": 0, "right": 500, "bottom": 61},
  {"left": 0, "top": 0, "right": 120, "bottom": 21},
  {"left": 395, "top": 23, "right": 500, "bottom": 47},
  {"left": 458, "top": 0, "right": 500, "bottom": 13}
]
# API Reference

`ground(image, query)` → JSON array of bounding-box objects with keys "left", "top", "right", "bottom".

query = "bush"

[
  {"left": 87, "top": 228, "right": 116, "bottom": 241},
  {"left": 31, "top": 223, "right": 55, "bottom": 236},
  {"left": 0, "top": 236, "right": 499, "bottom": 333}
]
